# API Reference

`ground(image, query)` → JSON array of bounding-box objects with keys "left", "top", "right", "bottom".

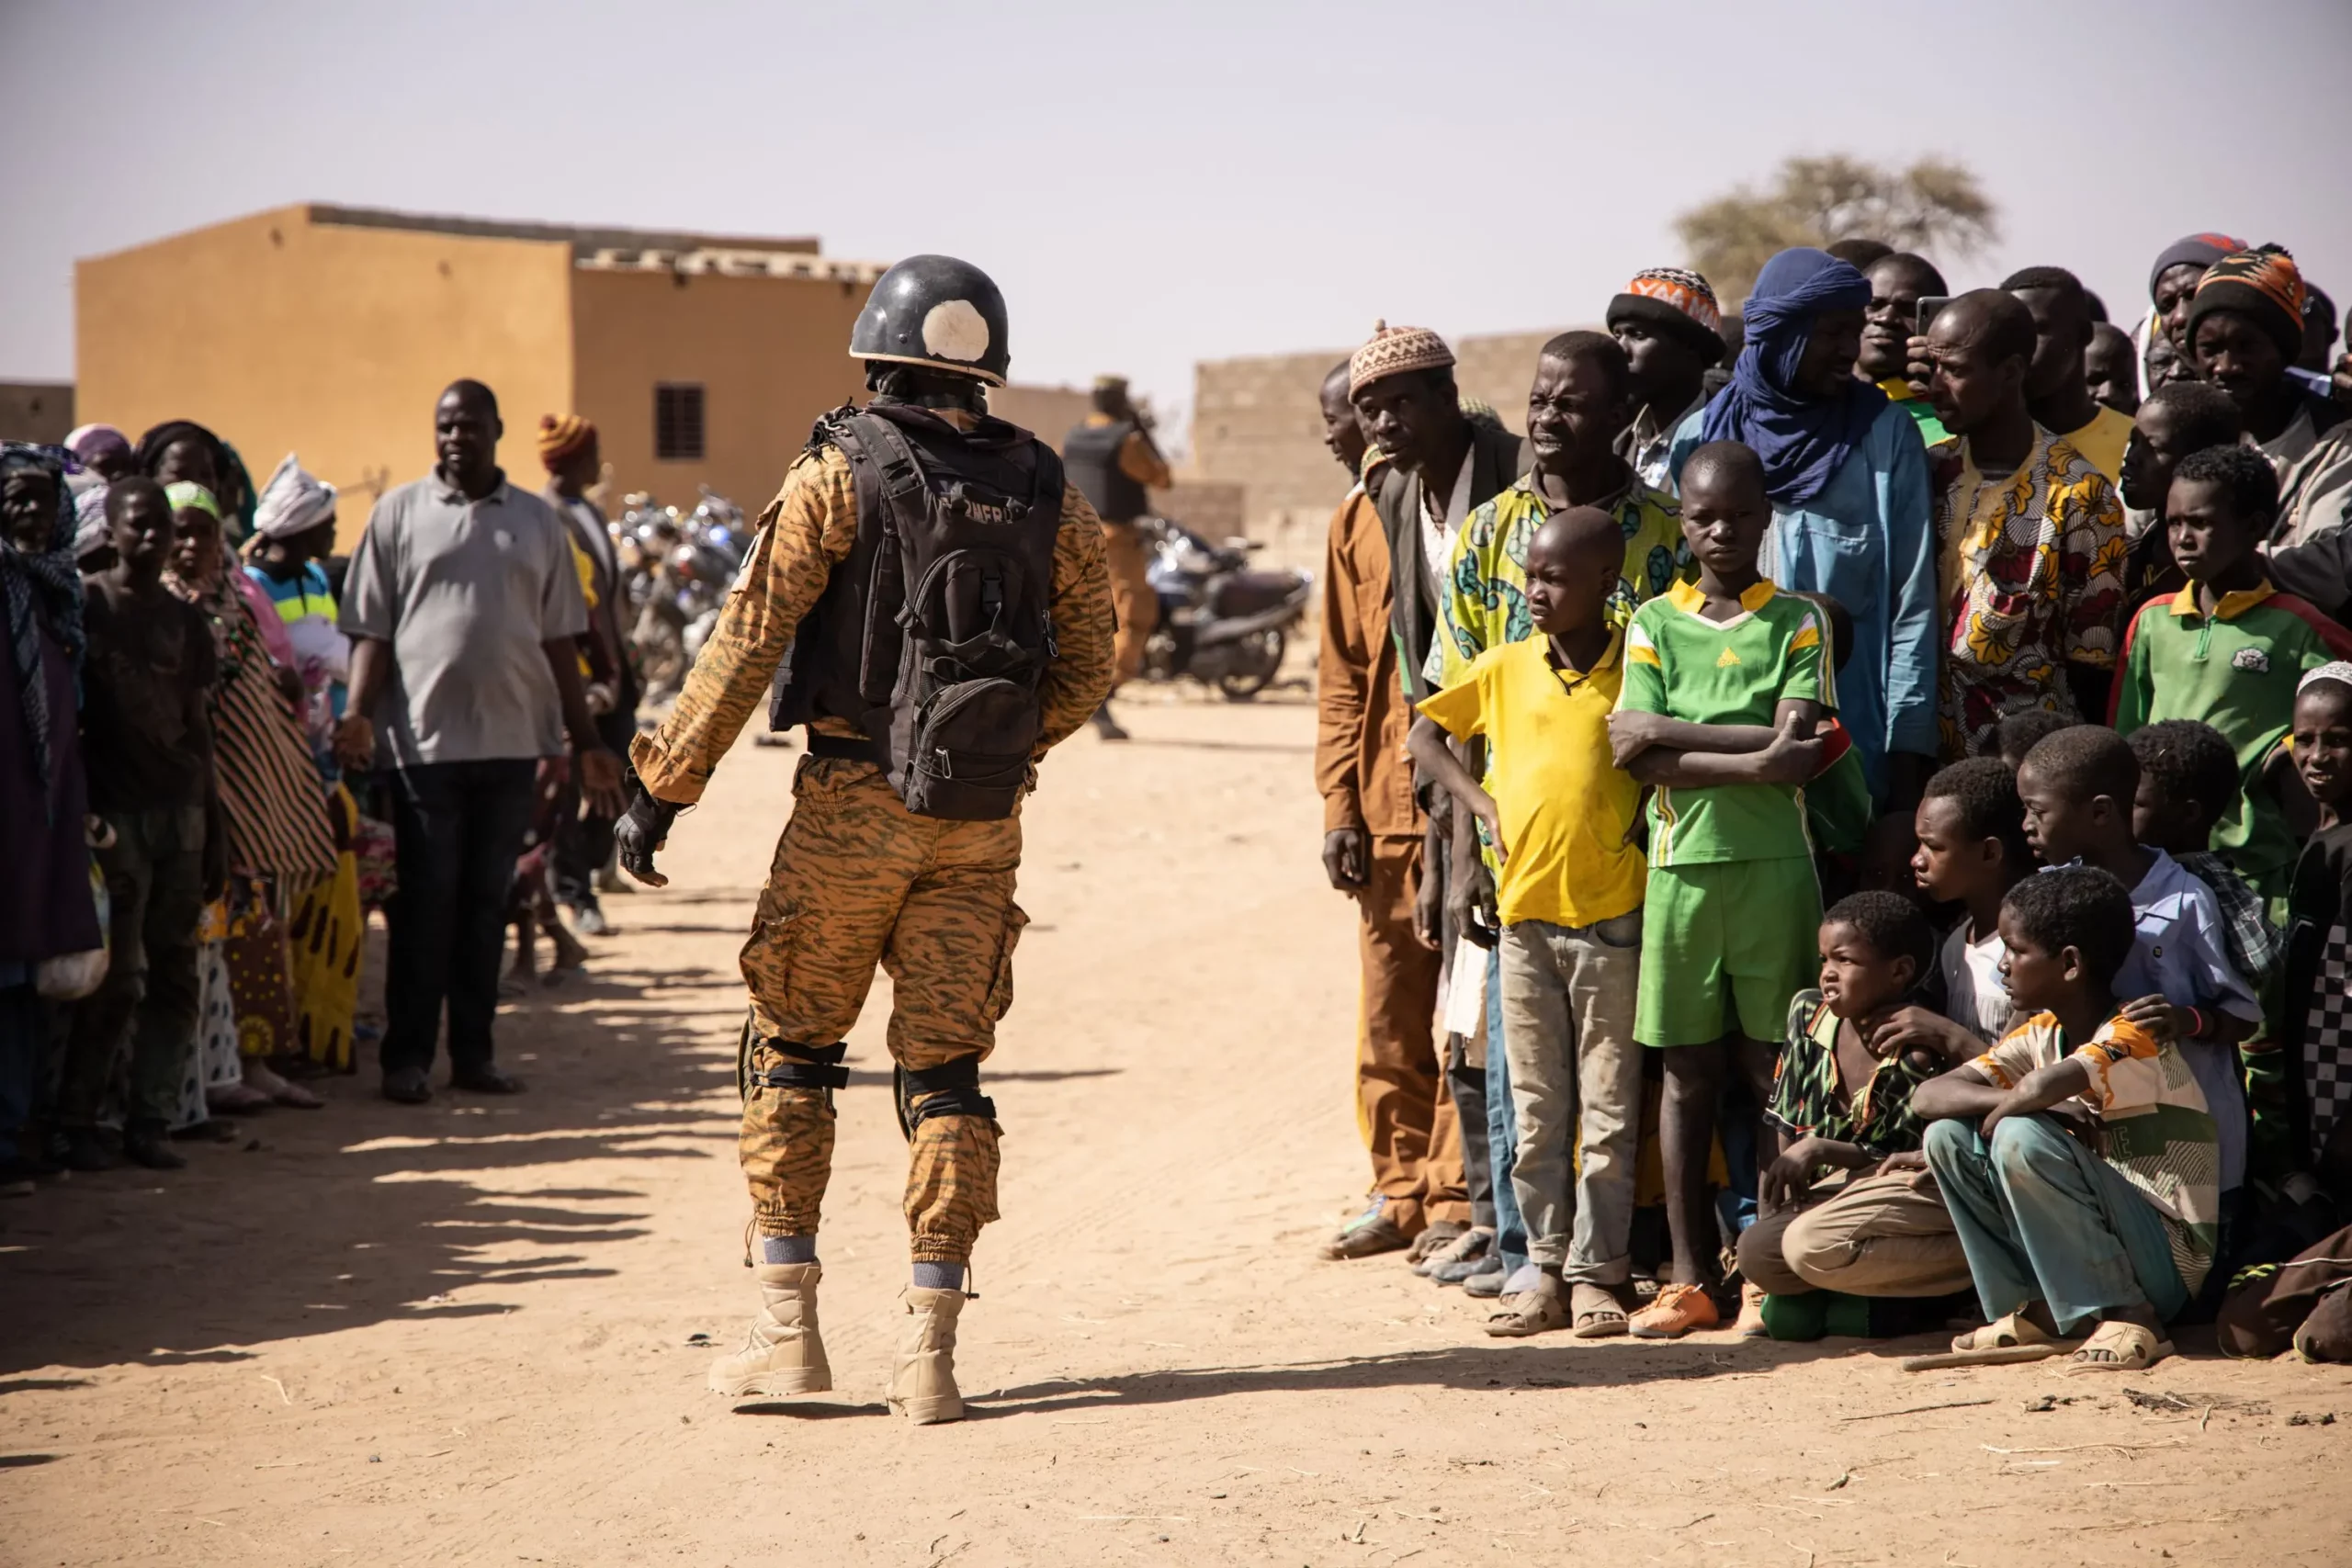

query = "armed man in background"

[
  {"left": 1063, "top": 374, "right": 1171, "bottom": 739},
  {"left": 617, "top": 255, "right": 1116, "bottom": 1425}
]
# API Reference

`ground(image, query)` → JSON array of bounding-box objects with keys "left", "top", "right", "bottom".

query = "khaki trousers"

[
  {"left": 1100, "top": 521, "right": 1159, "bottom": 688},
  {"left": 1355, "top": 834, "right": 1464, "bottom": 1233},
  {"left": 1736, "top": 1167, "right": 1973, "bottom": 1298},
  {"left": 736, "top": 757, "right": 1023, "bottom": 1263}
]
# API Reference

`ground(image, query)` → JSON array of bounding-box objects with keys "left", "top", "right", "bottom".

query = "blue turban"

[{"left": 1698, "top": 248, "right": 1885, "bottom": 507}]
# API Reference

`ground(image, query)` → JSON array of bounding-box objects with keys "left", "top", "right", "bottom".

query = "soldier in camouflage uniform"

[{"left": 618, "top": 255, "right": 1115, "bottom": 1424}]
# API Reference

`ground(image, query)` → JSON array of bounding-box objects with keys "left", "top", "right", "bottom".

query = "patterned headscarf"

[
  {"left": 2185, "top": 245, "right": 2309, "bottom": 362},
  {"left": 0, "top": 442, "right": 88, "bottom": 799},
  {"left": 253, "top": 452, "right": 336, "bottom": 541},
  {"left": 1698, "top": 248, "right": 1885, "bottom": 506}
]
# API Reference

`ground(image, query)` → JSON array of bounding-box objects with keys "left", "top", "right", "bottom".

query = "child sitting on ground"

[
  {"left": 1607, "top": 440, "right": 1832, "bottom": 1338},
  {"left": 1410, "top": 507, "right": 1650, "bottom": 1339},
  {"left": 2111, "top": 444, "right": 2352, "bottom": 895},
  {"left": 1913, "top": 867, "right": 2220, "bottom": 1372},
  {"left": 2014, "top": 725, "right": 2262, "bottom": 1199},
  {"left": 2282, "top": 667, "right": 2352, "bottom": 1203},
  {"left": 1738, "top": 892, "right": 1973, "bottom": 1339}
]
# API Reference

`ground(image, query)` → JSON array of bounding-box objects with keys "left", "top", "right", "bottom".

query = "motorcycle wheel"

[{"left": 1216, "top": 628, "right": 1284, "bottom": 701}]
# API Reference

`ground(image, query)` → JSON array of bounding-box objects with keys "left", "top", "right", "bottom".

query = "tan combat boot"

[
  {"left": 707, "top": 1263, "right": 831, "bottom": 1397},
  {"left": 887, "top": 1286, "right": 967, "bottom": 1424}
]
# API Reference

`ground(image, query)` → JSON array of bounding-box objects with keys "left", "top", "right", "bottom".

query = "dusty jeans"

[{"left": 1498, "top": 911, "right": 1643, "bottom": 1281}]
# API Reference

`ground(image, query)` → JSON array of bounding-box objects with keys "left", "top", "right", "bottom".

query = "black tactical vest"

[
  {"left": 1061, "top": 419, "right": 1148, "bottom": 523},
  {"left": 770, "top": 402, "right": 1064, "bottom": 821}
]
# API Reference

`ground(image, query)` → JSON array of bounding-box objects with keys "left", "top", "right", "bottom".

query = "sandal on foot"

[
  {"left": 1485, "top": 1278, "right": 1568, "bottom": 1337},
  {"left": 1898, "top": 1311, "right": 2064, "bottom": 1371},
  {"left": 1424, "top": 1227, "right": 1495, "bottom": 1282},
  {"left": 1405, "top": 1221, "right": 1465, "bottom": 1265},
  {"left": 2065, "top": 1319, "right": 2171, "bottom": 1373},
  {"left": 1319, "top": 1197, "right": 1411, "bottom": 1260},
  {"left": 1568, "top": 1282, "right": 1628, "bottom": 1338}
]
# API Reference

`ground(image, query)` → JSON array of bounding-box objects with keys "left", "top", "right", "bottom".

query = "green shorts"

[{"left": 1634, "top": 857, "right": 1822, "bottom": 1048}]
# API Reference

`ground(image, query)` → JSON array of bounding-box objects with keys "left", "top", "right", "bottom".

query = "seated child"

[
  {"left": 2283, "top": 667, "right": 2352, "bottom": 1201},
  {"left": 1606, "top": 440, "right": 1833, "bottom": 1338},
  {"left": 2015, "top": 725, "right": 2261, "bottom": 1194},
  {"left": 2126, "top": 720, "right": 2286, "bottom": 1006},
  {"left": 2111, "top": 443, "right": 2352, "bottom": 895},
  {"left": 1410, "top": 508, "right": 1648, "bottom": 1339},
  {"left": 1995, "top": 709, "right": 2078, "bottom": 773},
  {"left": 1914, "top": 867, "right": 2220, "bottom": 1372},
  {"left": 1737, "top": 893, "right": 1972, "bottom": 1337}
]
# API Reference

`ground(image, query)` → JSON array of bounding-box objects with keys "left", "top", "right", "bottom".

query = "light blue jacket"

[{"left": 1667, "top": 400, "right": 1936, "bottom": 801}]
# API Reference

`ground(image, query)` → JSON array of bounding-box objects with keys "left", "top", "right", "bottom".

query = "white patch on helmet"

[{"left": 922, "top": 299, "right": 990, "bottom": 363}]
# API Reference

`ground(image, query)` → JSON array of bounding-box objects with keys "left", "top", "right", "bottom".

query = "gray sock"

[
  {"left": 759, "top": 1234, "right": 817, "bottom": 1265},
  {"left": 910, "top": 1260, "right": 964, "bottom": 1291}
]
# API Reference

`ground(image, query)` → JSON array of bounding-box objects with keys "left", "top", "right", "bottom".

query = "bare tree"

[{"left": 1675, "top": 154, "right": 2000, "bottom": 310}]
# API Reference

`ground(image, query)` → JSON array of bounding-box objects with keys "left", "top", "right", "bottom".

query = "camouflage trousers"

[
  {"left": 738, "top": 756, "right": 1025, "bottom": 1263},
  {"left": 1101, "top": 521, "right": 1159, "bottom": 688}
]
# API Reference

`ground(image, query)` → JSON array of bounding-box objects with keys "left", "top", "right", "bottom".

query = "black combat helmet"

[{"left": 848, "top": 254, "right": 1011, "bottom": 388}]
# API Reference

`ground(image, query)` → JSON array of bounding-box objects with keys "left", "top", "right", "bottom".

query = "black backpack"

[{"left": 778, "top": 403, "right": 1063, "bottom": 821}]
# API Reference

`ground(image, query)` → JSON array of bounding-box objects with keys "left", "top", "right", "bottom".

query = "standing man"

[
  {"left": 1314, "top": 359, "right": 1463, "bottom": 1261},
  {"left": 1920, "top": 290, "right": 2127, "bottom": 757},
  {"left": 334, "top": 380, "right": 624, "bottom": 1105},
  {"left": 1609, "top": 268, "right": 1726, "bottom": 490},
  {"left": 2004, "top": 266, "right": 2136, "bottom": 485},
  {"left": 1858, "top": 253, "right": 1953, "bottom": 447},
  {"left": 1063, "top": 375, "right": 1171, "bottom": 740},
  {"left": 538, "top": 413, "right": 638, "bottom": 935},
  {"left": 1668, "top": 247, "right": 1939, "bottom": 818},
  {"left": 618, "top": 255, "right": 1115, "bottom": 1425},
  {"left": 1352, "top": 324, "right": 1524, "bottom": 705}
]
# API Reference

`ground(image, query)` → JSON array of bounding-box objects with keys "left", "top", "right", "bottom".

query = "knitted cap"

[
  {"left": 2147, "top": 231, "right": 2245, "bottom": 301},
  {"left": 538, "top": 412, "right": 596, "bottom": 469},
  {"left": 2184, "top": 246, "right": 2307, "bottom": 362},
  {"left": 1606, "top": 266, "right": 1727, "bottom": 360},
  {"left": 1348, "top": 321, "right": 1455, "bottom": 397}
]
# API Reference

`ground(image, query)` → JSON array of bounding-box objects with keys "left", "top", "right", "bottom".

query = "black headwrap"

[{"left": 0, "top": 443, "right": 88, "bottom": 805}]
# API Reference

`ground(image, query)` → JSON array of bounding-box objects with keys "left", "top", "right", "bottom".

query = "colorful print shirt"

[
  {"left": 1426, "top": 472, "right": 1690, "bottom": 691},
  {"left": 1930, "top": 427, "right": 2127, "bottom": 760},
  {"left": 1770, "top": 990, "right": 1933, "bottom": 1156},
  {"left": 1973, "top": 1010, "right": 2221, "bottom": 1293}
]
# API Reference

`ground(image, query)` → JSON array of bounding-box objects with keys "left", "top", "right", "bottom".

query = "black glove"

[{"left": 614, "top": 784, "right": 684, "bottom": 887}]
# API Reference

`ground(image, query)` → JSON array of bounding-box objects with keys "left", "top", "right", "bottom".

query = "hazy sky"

[{"left": 8, "top": 0, "right": 2352, "bottom": 450}]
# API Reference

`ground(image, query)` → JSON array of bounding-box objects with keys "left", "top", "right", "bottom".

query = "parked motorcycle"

[
  {"left": 618, "top": 488, "right": 750, "bottom": 701},
  {"left": 1138, "top": 516, "right": 1312, "bottom": 700}
]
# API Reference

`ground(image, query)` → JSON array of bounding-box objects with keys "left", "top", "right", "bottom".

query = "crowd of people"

[
  {"left": 1, "top": 385, "right": 633, "bottom": 1184},
  {"left": 1314, "top": 236, "right": 2352, "bottom": 1371}
]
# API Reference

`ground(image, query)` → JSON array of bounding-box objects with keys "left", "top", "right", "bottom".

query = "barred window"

[{"left": 654, "top": 383, "right": 706, "bottom": 460}]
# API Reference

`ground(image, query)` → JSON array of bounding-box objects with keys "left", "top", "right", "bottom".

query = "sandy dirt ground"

[{"left": 6, "top": 691, "right": 2351, "bottom": 1568}]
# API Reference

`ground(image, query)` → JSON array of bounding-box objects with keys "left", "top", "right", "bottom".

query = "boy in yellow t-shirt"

[{"left": 1408, "top": 507, "right": 1649, "bottom": 1339}]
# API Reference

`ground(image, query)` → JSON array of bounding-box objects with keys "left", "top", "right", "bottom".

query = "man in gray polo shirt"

[{"left": 335, "top": 379, "right": 624, "bottom": 1104}]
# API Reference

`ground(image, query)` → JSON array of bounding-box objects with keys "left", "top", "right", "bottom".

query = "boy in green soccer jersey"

[
  {"left": 1608, "top": 440, "right": 1833, "bottom": 1337},
  {"left": 2110, "top": 444, "right": 2352, "bottom": 895}
]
